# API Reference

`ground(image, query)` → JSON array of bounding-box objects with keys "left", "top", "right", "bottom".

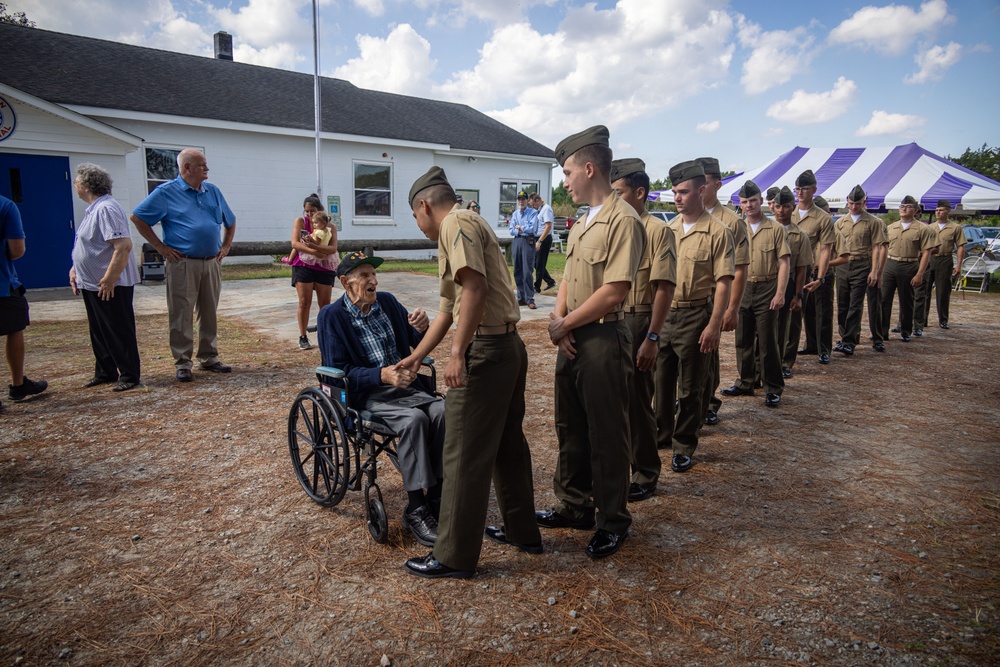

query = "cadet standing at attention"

[
  {"left": 880, "top": 195, "right": 938, "bottom": 344},
  {"left": 791, "top": 169, "right": 836, "bottom": 365},
  {"left": 536, "top": 126, "right": 644, "bottom": 559},
  {"left": 919, "top": 200, "right": 966, "bottom": 330},
  {"left": 774, "top": 187, "right": 813, "bottom": 379},
  {"left": 609, "top": 158, "right": 677, "bottom": 503},
  {"left": 403, "top": 167, "right": 541, "bottom": 579}
]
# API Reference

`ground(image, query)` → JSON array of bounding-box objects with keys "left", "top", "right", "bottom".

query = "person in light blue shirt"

[
  {"left": 508, "top": 191, "right": 539, "bottom": 308},
  {"left": 130, "top": 149, "right": 237, "bottom": 382}
]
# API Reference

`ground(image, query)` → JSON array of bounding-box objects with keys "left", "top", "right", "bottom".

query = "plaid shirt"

[{"left": 344, "top": 295, "right": 400, "bottom": 368}]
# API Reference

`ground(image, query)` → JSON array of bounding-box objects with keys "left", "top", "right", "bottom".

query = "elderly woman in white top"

[{"left": 69, "top": 163, "right": 143, "bottom": 391}]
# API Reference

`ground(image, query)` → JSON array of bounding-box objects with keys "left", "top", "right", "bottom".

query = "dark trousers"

[
  {"left": 534, "top": 235, "right": 554, "bottom": 290},
  {"left": 735, "top": 279, "right": 783, "bottom": 395},
  {"left": 914, "top": 269, "right": 930, "bottom": 328},
  {"left": 802, "top": 268, "right": 834, "bottom": 355},
  {"left": 624, "top": 312, "right": 660, "bottom": 486},
  {"left": 881, "top": 259, "right": 919, "bottom": 338},
  {"left": 433, "top": 332, "right": 539, "bottom": 571},
  {"left": 779, "top": 280, "right": 798, "bottom": 368},
  {"left": 553, "top": 320, "right": 633, "bottom": 535},
  {"left": 655, "top": 304, "right": 711, "bottom": 457},
  {"left": 837, "top": 258, "right": 883, "bottom": 347},
  {"left": 922, "top": 254, "right": 955, "bottom": 326},
  {"left": 81, "top": 287, "right": 141, "bottom": 383}
]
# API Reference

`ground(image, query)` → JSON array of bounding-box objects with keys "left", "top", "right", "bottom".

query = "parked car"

[
  {"left": 649, "top": 210, "right": 677, "bottom": 223},
  {"left": 978, "top": 226, "right": 1000, "bottom": 240},
  {"left": 963, "top": 225, "right": 988, "bottom": 253}
]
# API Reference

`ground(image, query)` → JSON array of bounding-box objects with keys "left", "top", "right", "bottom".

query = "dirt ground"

[{"left": 2, "top": 289, "right": 998, "bottom": 666}]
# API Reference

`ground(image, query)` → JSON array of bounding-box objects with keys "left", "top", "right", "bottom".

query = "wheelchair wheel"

[
  {"left": 288, "top": 387, "right": 350, "bottom": 508},
  {"left": 365, "top": 485, "right": 389, "bottom": 544}
]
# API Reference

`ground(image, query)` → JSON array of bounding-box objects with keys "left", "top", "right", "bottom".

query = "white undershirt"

[
  {"left": 938, "top": 222, "right": 947, "bottom": 230},
  {"left": 851, "top": 213, "right": 862, "bottom": 223},
  {"left": 683, "top": 222, "right": 697, "bottom": 235},
  {"left": 749, "top": 221, "right": 762, "bottom": 235},
  {"left": 901, "top": 221, "right": 912, "bottom": 230},
  {"left": 585, "top": 204, "right": 603, "bottom": 227}
]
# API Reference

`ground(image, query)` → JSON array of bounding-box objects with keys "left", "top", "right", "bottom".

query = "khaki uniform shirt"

[
  {"left": 886, "top": 220, "right": 938, "bottom": 260},
  {"left": 438, "top": 204, "right": 520, "bottom": 327},
  {"left": 835, "top": 211, "right": 888, "bottom": 259},
  {"left": 934, "top": 221, "right": 965, "bottom": 255},
  {"left": 746, "top": 217, "right": 790, "bottom": 280},
  {"left": 783, "top": 221, "right": 814, "bottom": 270},
  {"left": 564, "top": 192, "right": 645, "bottom": 314},
  {"left": 668, "top": 210, "right": 736, "bottom": 302},
  {"left": 625, "top": 210, "right": 677, "bottom": 307},
  {"left": 834, "top": 228, "right": 849, "bottom": 259},
  {"left": 708, "top": 203, "right": 750, "bottom": 266},
  {"left": 793, "top": 205, "right": 836, "bottom": 264}
]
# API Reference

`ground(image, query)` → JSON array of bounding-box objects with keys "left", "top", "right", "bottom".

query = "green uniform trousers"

[
  {"left": 701, "top": 346, "right": 723, "bottom": 415},
  {"left": 625, "top": 312, "right": 661, "bottom": 486},
  {"left": 553, "top": 320, "right": 633, "bottom": 535},
  {"left": 802, "top": 268, "right": 834, "bottom": 355},
  {"left": 735, "top": 279, "right": 784, "bottom": 395},
  {"left": 655, "top": 303, "right": 712, "bottom": 458},
  {"left": 881, "top": 258, "right": 919, "bottom": 338},
  {"left": 919, "top": 254, "right": 955, "bottom": 327},
  {"left": 432, "top": 332, "right": 540, "bottom": 571},
  {"left": 779, "top": 280, "right": 800, "bottom": 368},
  {"left": 837, "top": 258, "right": 883, "bottom": 347}
]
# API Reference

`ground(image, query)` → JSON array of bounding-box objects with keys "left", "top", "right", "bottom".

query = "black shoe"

[
  {"left": 940, "top": 322, "right": 950, "bottom": 330},
  {"left": 797, "top": 347, "right": 817, "bottom": 355},
  {"left": 84, "top": 376, "right": 116, "bottom": 388},
  {"left": 891, "top": 326, "right": 901, "bottom": 333},
  {"left": 201, "top": 361, "right": 232, "bottom": 373},
  {"left": 753, "top": 379, "right": 764, "bottom": 389},
  {"left": 781, "top": 366, "right": 792, "bottom": 379},
  {"left": 914, "top": 328, "right": 923, "bottom": 337},
  {"left": 671, "top": 453, "right": 693, "bottom": 473},
  {"left": 765, "top": 393, "right": 781, "bottom": 407},
  {"left": 8, "top": 376, "right": 48, "bottom": 401},
  {"left": 404, "top": 553, "right": 474, "bottom": 579},
  {"left": 628, "top": 482, "right": 656, "bottom": 502},
  {"left": 873, "top": 342, "right": 886, "bottom": 352},
  {"left": 533, "top": 284, "right": 542, "bottom": 293},
  {"left": 176, "top": 368, "right": 193, "bottom": 382},
  {"left": 299, "top": 335, "right": 312, "bottom": 350},
  {"left": 721, "top": 385, "right": 754, "bottom": 397},
  {"left": 835, "top": 344, "right": 854, "bottom": 356},
  {"left": 402, "top": 505, "right": 439, "bottom": 547},
  {"left": 535, "top": 509, "right": 595, "bottom": 530},
  {"left": 900, "top": 334, "right": 912, "bottom": 343},
  {"left": 112, "top": 380, "right": 140, "bottom": 392},
  {"left": 586, "top": 529, "right": 628, "bottom": 558},
  {"left": 703, "top": 410, "right": 719, "bottom": 426},
  {"left": 484, "top": 525, "right": 543, "bottom": 554},
  {"left": 818, "top": 354, "right": 830, "bottom": 364},
  {"left": 545, "top": 281, "right": 557, "bottom": 290}
]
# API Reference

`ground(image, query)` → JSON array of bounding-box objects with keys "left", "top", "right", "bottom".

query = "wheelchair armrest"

[
  {"left": 422, "top": 356, "right": 435, "bottom": 367},
  {"left": 315, "top": 365, "right": 345, "bottom": 380}
]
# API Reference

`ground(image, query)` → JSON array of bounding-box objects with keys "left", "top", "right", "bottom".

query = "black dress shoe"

[
  {"left": 835, "top": 344, "right": 854, "bottom": 356},
  {"left": 201, "top": 361, "right": 232, "bottom": 373},
  {"left": 546, "top": 281, "right": 557, "bottom": 290},
  {"left": 721, "top": 385, "right": 754, "bottom": 397},
  {"left": 873, "top": 342, "right": 886, "bottom": 352},
  {"left": 703, "top": 410, "right": 719, "bottom": 426},
  {"left": 781, "top": 366, "right": 792, "bottom": 379},
  {"left": 627, "top": 482, "right": 656, "bottom": 502},
  {"left": 797, "top": 347, "right": 817, "bottom": 355},
  {"left": 753, "top": 379, "right": 764, "bottom": 389},
  {"left": 818, "top": 353, "right": 830, "bottom": 364},
  {"left": 176, "top": 369, "right": 193, "bottom": 382},
  {"left": 586, "top": 529, "right": 628, "bottom": 558},
  {"left": 535, "top": 509, "right": 595, "bottom": 530},
  {"left": 671, "top": 453, "right": 693, "bottom": 473},
  {"left": 900, "top": 334, "right": 912, "bottom": 343},
  {"left": 891, "top": 326, "right": 901, "bottom": 333},
  {"left": 914, "top": 328, "right": 923, "bottom": 337},
  {"left": 940, "top": 322, "right": 949, "bottom": 329},
  {"left": 85, "top": 376, "right": 116, "bottom": 388},
  {"left": 402, "top": 505, "right": 438, "bottom": 547},
  {"left": 765, "top": 393, "right": 781, "bottom": 407},
  {"left": 484, "top": 525, "right": 543, "bottom": 554},
  {"left": 404, "top": 553, "right": 474, "bottom": 579}
]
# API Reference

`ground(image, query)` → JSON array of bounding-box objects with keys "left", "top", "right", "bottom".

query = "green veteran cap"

[
  {"left": 408, "top": 166, "right": 452, "bottom": 208},
  {"left": 668, "top": 160, "right": 705, "bottom": 186},
  {"left": 847, "top": 184, "right": 866, "bottom": 202},
  {"left": 795, "top": 169, "right": 817, "bottom": 187},
  {"left": 900, "top": 195, "right": 918, "bottom": 205},
  {"left": 610, "top": 158, "right": 646, "bottom": 182},
  {"left": 554, "top": 125, "right": 610, "bottom": 167},
  {"left": 766, "top": 186, "right": 780, "bottom": 202},
  {"left": 937, "top": 199, "right": 952, "bottom": 210},
  {"left": 775, "top": 186, "right": 795, "bottom": 206},
  {"left": 738, "top": 180, "right": 761, "bottom": 198},
  {"left": 696, "top": 157, "right": 721, "bottom": 178}
]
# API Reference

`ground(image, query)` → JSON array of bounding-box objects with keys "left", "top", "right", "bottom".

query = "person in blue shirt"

[
  {"left": 130, "top": 149, "right": 237, "bottom": 383},
  {"left": 508, "top": 191, "right": 539, "bottom": 309}
]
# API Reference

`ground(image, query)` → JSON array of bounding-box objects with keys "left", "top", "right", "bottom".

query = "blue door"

[{"left": 0, "top": 153, "right": 75, "bottom": 289}]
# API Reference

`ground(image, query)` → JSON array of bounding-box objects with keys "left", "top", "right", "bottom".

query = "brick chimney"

[{"left": 214, "top": 31, "right": 233, "bottom": 60}]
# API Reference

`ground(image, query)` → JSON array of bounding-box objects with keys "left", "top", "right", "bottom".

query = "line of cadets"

[{"left": 400, "top": 125, "right": 964, "bottom": 579}]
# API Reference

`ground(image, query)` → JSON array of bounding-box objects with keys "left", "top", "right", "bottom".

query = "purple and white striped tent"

[{"left": 648, "top": 143, "right": 1000, "bottom": 211}]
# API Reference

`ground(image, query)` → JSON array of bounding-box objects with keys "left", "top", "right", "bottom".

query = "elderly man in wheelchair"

[{"left": 288, "top": 251, "right": 444, "bottom": 546}]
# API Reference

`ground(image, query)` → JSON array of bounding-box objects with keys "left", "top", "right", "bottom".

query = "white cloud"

[
  {"left": 417, "top": 0, "right": 558, "bottom": 27},
  {"left": 765, "top": 77, "right": 857, "bottom": 124},
  {"left": 332, "top": 24, "right": 437, "bottom": 96},
  {"left": 736, "top": 16, "right": 815, "bottom": 93},
  {"left": 209, "top": 0, "right": 310, "bottom": 46},
  {"left": 828, "top": 0, "right": 953, "bottom": 56},
  {"left": 904, "top": 42, "right": 963, "bottom": 84},
  {"left": 234, "top": 42, "right": 305, "bottom": 70},
  {"left": 856, "top": 110, "right": 927, "bottom": 137},
  {"left": 696, "top": 121, "right": 721, "bottom": 133},
  {"left": 353, "top": 0, "right": 385, "bottom": 17}
]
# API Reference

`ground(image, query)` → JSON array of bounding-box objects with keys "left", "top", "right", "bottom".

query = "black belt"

[
  {"left": 517, "top": 236, "right": 538, "bottom": 243},
  {"left": 178, "top": 253, "right": 217, "bottom": 260}
]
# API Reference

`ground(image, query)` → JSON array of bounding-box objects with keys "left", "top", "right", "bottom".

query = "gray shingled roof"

[{"left": 0, "top": 23, "right": 553, "bottom": 159}]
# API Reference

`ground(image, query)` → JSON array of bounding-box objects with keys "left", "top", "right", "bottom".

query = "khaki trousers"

[{"left": 165, "top": 257, "right": 222, "bottom": 369}]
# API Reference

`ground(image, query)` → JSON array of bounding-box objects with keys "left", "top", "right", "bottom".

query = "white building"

[{"left": 0, "top": 24, "right": 554, "bottom": 288}]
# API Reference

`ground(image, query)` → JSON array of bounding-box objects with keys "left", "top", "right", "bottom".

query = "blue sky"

[{"left": 11, "top": 0, "right": 1000, "bottom": 181}]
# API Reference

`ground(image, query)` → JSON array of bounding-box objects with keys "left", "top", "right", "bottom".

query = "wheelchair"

[{"left": 287, "top": 359, "right": 439, "bottom": 543}]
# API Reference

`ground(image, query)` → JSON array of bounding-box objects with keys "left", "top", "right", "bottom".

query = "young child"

[{"left": 283, "top": 211, "right": 338, "bottom": 271}]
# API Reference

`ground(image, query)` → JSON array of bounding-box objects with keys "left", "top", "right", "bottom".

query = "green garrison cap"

[
  {"left": 901, "top": 195, "right": 918, "bottom": 205},
  {"left": 337, "top": 251, "right": 384, "bottom": 277},
  {"left": 408, "top": 166, "right": 451, "bottom": 208},
  {"left": 696, "top": 157, "right": 721, "bottom": 177},
  {"left": 775, "top": 186, "right": 795, "bottom": 206},
  {"left": 795, "top": 169, "right": 817, "bottom": 187},
  {"left": 610, "top": 158, "right": 646, "bottom": 182},
  {"left": 937, "top": 199, "right": 952, "bottom": 210},
  {"left": 554, "top": 125, "right": 610, "bottom": 167},
  {"left": 669, "top": 160, "right": 705, "bottom": 186},
  {"left": 738, "top": 180, "right": 761, "bottom": 198},
  {"left": 766, "top": 186, "right": 780, "bottom": 202},
  {"left": 847, "top": 184, "right": 866, "bottom": 202},
  {"left": 814, "top": 196, "right": 830, "bottom": 212}
]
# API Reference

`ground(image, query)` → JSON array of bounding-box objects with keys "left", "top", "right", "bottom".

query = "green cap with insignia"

[
  {"left": 847, "top": 184, "right": 866, "bottom": 202},
  {"left": 775, "top": 186, "right": 795, "bottom": 206},
  {"left": 408, "top": 166, "right": 452, "bottom": 208},
  {"left": 900, "top": 195, "right": 917, "bottom": 205},
  {"left": 936, "top": 199, "right": 952, "bottom": 210},
  {"left": 696, "top": 157, "right": 721, "bottom": 178},
  {"left": 766, "top": 186, "right": 780, "bottom": 202},
  {"left": 668, "top": 160, "right": 705, "bottom": 186},
  {"left": 610, "top": 157, "right": 646, "bottom": 182},
  {"left": 738, "top": 180, "right": 761, "bottom": 198},
  {"left": 554, "top": 125, "right": 610, "bottom": 167},
  {"left": 814, "top": 196, "right": 830, "bottom": 212},
  {"left": 795, "top": 169, "right": 817, "bottom": 187}
]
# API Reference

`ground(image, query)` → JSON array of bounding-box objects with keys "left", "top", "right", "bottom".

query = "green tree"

[
  {"left": 0, "top": 2, "right": 35, "bottom": 26},
  {"left": 947, "top": 144, "right": 1000, "bottom": 182}
]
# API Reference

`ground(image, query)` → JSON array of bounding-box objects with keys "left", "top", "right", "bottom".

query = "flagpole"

[{"left": 312, "top": 0, "right": 323, "bottom": 198}]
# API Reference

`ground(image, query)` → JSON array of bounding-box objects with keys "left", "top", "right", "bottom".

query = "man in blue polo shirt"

[
  {"left": 130, "top": 149, "right": 237, "bottom": 382},
  {"left": 509, "top": 191, "right": 539, "bottom": 309}
]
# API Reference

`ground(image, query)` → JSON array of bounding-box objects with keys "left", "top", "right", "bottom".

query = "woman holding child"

[{"left": 287, "top": 194, "right": 339, "bottom": 349}]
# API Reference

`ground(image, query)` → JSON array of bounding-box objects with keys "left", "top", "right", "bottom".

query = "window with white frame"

[
  {"left": 498, "top": 180, "right": 538, "bottom": 227},
  {"left": 144, "top": 146, "right": 189, "bottom": 194},
  {"left": 353, "top": 162, "right": 392, "bottom": 220}
]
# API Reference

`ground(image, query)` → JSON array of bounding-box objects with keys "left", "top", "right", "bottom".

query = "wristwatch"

[
  {"left": 796, "top": 291, "right": 805, "bottom": 299},
  {"left": 646, "top": 332, "right": 660, "bottom": 342},
  {"left": 819, "top": 276, "right": 826, "bottom": 285}
]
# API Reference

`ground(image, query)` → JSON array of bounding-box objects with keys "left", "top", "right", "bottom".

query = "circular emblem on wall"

[{"left": 0, "top": 96, "right": 17, "bottom": 142}]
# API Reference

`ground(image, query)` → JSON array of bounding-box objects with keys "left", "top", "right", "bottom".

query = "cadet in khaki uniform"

[
  {"left": 792, "top": 170, "right": 836, "bottom": 364},
  {"left": 654, "top": 160, "right": 734, "bottom": 473},
  {"left": 833, "top": 185, "right": 888, "bottom": 355},
  {"left": 775, "top": 188, "right": 813, "bottom": 377},
  {"left": 610, "top": 158, "right": 677, "bottom": 503},
  {"left": 698, "top": 157, "right": 749, "bottom": 426},
  {"left": 723, "top": 181, "right": 790, "bottom": 406},
  {"left": 536, "top": 126, "right": 644, "bottom": 560},
  {"left": 919, "top": 200, "right": 966, "bottom": 329},
  {"left": 403, "top": 166, "right": 540, "bottom": 579},
  {"left": 880, "top": 195, "right": 938, "bottom": 342}
]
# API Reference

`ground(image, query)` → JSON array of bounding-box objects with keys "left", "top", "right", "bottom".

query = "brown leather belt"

[
  {"left": 624, "top": 305, "right": 652, "bottom": 314},
  {"left": 475, "top": 323, "right": 517, "bottom": 336},
  {"left": 888, "top": 255, "right": 918, "bottom": 262},
  {"left": 672, "top": 297, "right": 711, "bottom": 309},
  {"left": 597, "top": 311, "right": 625, "bottom": 323}
]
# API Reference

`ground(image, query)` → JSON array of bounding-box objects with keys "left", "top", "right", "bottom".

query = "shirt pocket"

[{"left": 579, "top": 239, "right": 608, "bottom": 266}]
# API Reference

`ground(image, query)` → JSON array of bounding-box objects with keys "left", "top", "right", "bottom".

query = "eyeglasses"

[{"left": 472, "top": 205, "right": 481, "bottom": 211}]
